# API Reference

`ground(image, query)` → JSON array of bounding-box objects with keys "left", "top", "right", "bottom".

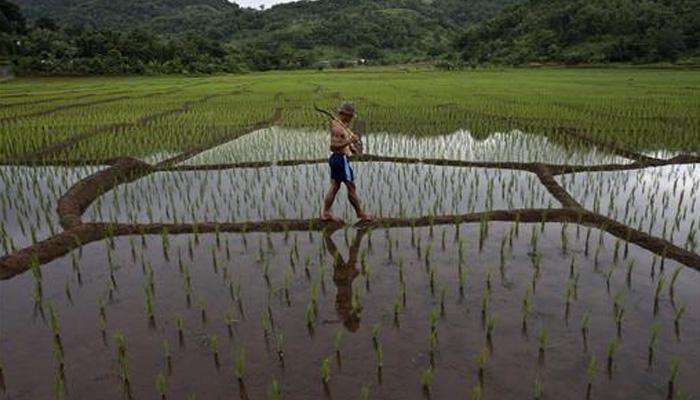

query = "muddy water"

[
  {"left": 84, "top": 164, "right": 555, "bottom": 223},
  {"left": 1, "top": 222, "right": 698, "bottom": 399}
]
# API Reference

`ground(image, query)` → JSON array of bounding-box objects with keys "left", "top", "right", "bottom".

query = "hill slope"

[
  {"left": 457, "top": 0, "right": 700, "bottom": 64},
  {"left": 12, "top": 0, "right": 235, "bottom": 28}
]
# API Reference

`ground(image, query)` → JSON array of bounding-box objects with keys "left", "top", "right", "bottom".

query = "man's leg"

[
  {"left": 345, "top": 182, "right": 372, "bottom": 221},
  {"left": 321, "top": 180, "right": 342, "bottom": 221}
]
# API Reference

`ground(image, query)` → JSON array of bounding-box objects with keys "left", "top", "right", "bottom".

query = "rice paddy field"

[{"left": 0, "top": 67, "right": 699, "bottom": 399}]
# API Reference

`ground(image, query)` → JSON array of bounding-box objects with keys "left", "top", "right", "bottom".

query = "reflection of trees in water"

[{"left": 323, "top": 228, "right": 368, "bottom": 332}]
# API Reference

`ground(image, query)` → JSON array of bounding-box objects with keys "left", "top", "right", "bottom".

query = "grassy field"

[{"left": 1, "top": 67, "right": 698, "bottom": 163}]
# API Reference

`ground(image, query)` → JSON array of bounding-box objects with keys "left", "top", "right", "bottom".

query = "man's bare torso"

[{"left": 330, "top": 119, "right": 352, "bottom": 156}]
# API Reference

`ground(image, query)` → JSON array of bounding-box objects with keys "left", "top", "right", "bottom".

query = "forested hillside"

[
  {"left": 457, "top": 0, "right": 700, "bottom": 64},
  {"left": 1, "top": 0, "right": 698, "bottom": 75}
]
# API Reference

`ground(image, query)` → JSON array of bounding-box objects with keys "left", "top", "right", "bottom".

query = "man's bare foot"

[
  {"left": 321, "top": 212, "right": 343, "bottom": 223},
  {"left": 357, "top": 213, "right": 374, "bottom": 223}
]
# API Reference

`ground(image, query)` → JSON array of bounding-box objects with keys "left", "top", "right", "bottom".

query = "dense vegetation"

[
  {"left": 1, "top": 0, "right": 699, "bottom": 75},
  {"left": 457, "top": 0, "right": 700, "bottom": 65}
]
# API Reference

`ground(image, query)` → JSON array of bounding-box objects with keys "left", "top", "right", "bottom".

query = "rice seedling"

[
  {"left": 674, "top": 304, "right": 686, "bottom": 339},
  {"left": 538, "top": 327, "right": 548, "bottom": 364},
  {"left": 156, "top": 372, "right": 168, "bottom": 400},
  {"left": 648, "top": 323, "right": 661, "bottom": 368},
  {"left": 267, "top": 379, "right": 281, "bottom": 400},
  {"left": 320, "top": 357, "right": 331, "bottom": 386},
  {"left": 271, "top": 331, "right": 284, "bottom": 365},
  {"left": 375, "top": 343, "right": 384, "bottom": 374},
  {"left": 586, "top": 356, "right": 597, "bottom": 400},
  {"left": 476, "top": 348, "right": 488, "bottom": 388},
  {"left": 668, "top": 358, "right": 680, "bottom": 400},
  {"left": 234, "top": 346, "right": 245, "bottom": 382},
  {"left": 533, "top": 377, "right": 543, "bottom": 400},
  {"left": 420, "top": 367, "right": 433, "bottom": 396},
  {"left": 654, "top": 275, "right": 666, "bottom": 316},
  {"left": 114, "top": 331, "right": 131, "bottom": 396},
  {"left": 486, "top": 315, "right": 496, "bottom": 349},
  {"left": 210, "top": 335, "right": 220, "bottom": 368},
  {"left": 606, "top": 339, "right": 619, "bottom": 379},
  {"left": 669, "top": 267, "right": 682, "bottom": 301},
  {"left": 521, "top": 289, "right": 532, "bottom": 335},
  {"left": 359, "top": 385, "right": 370, "bottom": 400},
  {"left": 470, "top": 385, "right": 482, "bottom": 400}
]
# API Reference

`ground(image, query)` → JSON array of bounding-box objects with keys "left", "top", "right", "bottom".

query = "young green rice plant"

[
  {"left": 305, "top": 302, "right": 317, "bottom": 333},
  {"left": 275, "top": 332, "right": 284, "bottom": 363},
  {"left": 533, "top": 377, "right": 543, "bottom": 400},
  {"left": 439, "top": 285, "right": 447, "bottom": 315},
  {"left": 199, "top": 298, "right": 207, "bottom": 324},
  {"left": 428, "top": 307, "right": 440, "bottom": 334},
  {"left": 371, "top": 323, "right": 381, "bottom": 350},
  {"left": 538, "top": 327, "right": 548, "bottom": 362},
  {"left": 521, "top": 289, "right": 532, "bottom": 335},
  {"left": 175, "top": 315, "right": 184, "bottom": 344},
  {"left": 375, "top": 343, "right": 384, "bottom": 373},
  {"left": 156, "top": 371, "right": 168, "bottom": 400},
  {"left": 615, "top": 305, "right": 625, "bottom": 338},
  {"left": 162, "top": 339, "right": 172, "bottom": 373},
  {"left": 64, "top": 278, "right": 72, "bottom": 304},
  {"left": 667, "top": 358, "right": 680, "bottom": 400},
  {"left": 420, "top": 367, "right": 433, "bottom": 396},
  {"left": 458, "top": 265, "right": 467, "bottom": 297},
  {"left": 334, "top": 329, "right": 343, "bottom": 363},
  {"left": 320, "top": 357, "right": 331, "bottom": 386},
  {"left": 485, "top": 267, "right": 492, "bottom": 293},
  {"left": 564, "top": 282, "right": 574, "bottom": 323},
  {"left": 485, "top": 315, "right": 496, "bottom": 351},
  {"left": 480, "top": 289, "right": 489, "bottom": 324},
  {"left": 234, "top": 346, "right": 245, "bottom": 382},
  {"left": 586, "top": 356, "right": 597, "bottom": 400},
  {"left": 654, "top": 275, "right": 666, "bottom": 316},
  {"left": 625, "top": 259, "right": 635, "bottom": 288},
  {"left": 674, "top": 303, "right": 686, "bottom": 339},
  {"left": 114, "top": 331, "right": 130, "bottom": 391},
  {"left": 606, "top": 339, "right": 619, "bottom": 378},
  {"left": 144, "top": 284, "right": 155, "bottom": 325},
  {"left": 669, "top": 267, "right": 682, "bottom": 302},
  {"left": 470, "top": 385, "right": 482, "bottom": 400},
  {"left": 428, "top": 329, "right": 438, "bottom": 366},
  {"left": 267, "top": 379, "right": 281, "bottom": 400},
  {"left": 47, "top": 303, "right": 61, "bottom": 345},
  {"left": 646, "top": 322, "right": 661, "bottom": 368},
  {"left": 359, "top": 385, "right": 370, "bottom": 400},
  {"left": 210, "top": 335, "right": 220, "bottom": 368},
  {"left": 224, "top": 310, "right": 236, "bottom": 338},
  {"left": 476, "top": 347, "right": 488, "bottom": 388}
]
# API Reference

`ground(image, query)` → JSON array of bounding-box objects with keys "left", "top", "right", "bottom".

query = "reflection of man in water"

[
  {"left": 323, "top": 228, "right": 367, "bottom": 332},
  {"left": 320, "top": 102, "right": 373, "bottom": 223}
]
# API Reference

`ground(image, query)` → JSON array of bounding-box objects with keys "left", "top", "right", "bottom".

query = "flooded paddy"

[
  {"left": 0, "top": 222, "right": 698, "bottom": 399},
  {"left": 183, "top": 128, "right": 629, "bottom": 166},
  {"left": 1, "top": 112, "right": 699, "bottom": 400}
]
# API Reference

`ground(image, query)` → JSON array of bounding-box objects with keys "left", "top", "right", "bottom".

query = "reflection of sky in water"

[
  {"left": 86, "top": 163, "right": 555, "bottom": 223},
  {"left": 0, "top": 166, "right": 104, "bottom": 257},
  {"left": 558, "top": 164, "right": 700, "bottom": 250},
  {"left": 183, "top": 127, "right": 628, "bottom": 166}
]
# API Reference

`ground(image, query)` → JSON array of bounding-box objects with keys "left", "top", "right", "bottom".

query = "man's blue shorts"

[{"left": 329, "top": 153, "right": 354, "bottom": 183}]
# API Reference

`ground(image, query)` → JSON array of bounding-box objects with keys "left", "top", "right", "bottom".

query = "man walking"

[{"left": 320, "top": 102, "right": 372, "bottom": 223}]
